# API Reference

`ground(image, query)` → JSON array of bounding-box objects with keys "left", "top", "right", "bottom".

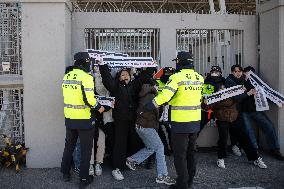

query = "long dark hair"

[{"left": 115, "top": 68, "right": 131, "bottom": 81}]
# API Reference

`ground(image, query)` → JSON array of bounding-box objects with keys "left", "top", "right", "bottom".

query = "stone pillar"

[
  {"left": 20, "top": 0, "right": 72, "bottom": 167},
  {"left": 259, "top": 0, "right": 284, "bottom": 153}
]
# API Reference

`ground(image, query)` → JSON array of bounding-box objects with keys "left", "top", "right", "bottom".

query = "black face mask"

[{"left": 160, "top": 74, "right": 170, "bottom": 84}]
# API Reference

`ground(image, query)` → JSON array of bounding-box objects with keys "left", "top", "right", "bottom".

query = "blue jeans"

[
  {"left": 241, "top": 112, "right": 280, "bottom": 150},
  {"left": 130, "top": 126, "right": 168, "bottom": 177},
  {"left": 73, "top": 138, "right": 81, "bottom": 169}
]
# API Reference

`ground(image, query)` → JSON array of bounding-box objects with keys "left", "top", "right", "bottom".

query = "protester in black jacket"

[
  {"left": 99, "top": 64, "right": 144, "bottom": 180},
  {"left": 224, "top": 65, "right": 256, "bottom": 157}
]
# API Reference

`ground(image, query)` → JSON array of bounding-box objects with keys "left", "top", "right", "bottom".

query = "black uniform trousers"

[
  {"left": 171, "top": 132, "right": 197, "bottom": 189},
  {"left": 216, "top": 118, "right": 258, "bottom": 160},
  {"left": 158, "top": 122, "right": 172, "bottom": 154},
  {"left": 112, "top": 119, "right": 143, "bottom": 170},
  {"left": 61, "top": 127, "right": 94, "bottom": 179}
]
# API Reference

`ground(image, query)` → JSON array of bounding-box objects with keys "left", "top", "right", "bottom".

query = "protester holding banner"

[
  {"left": 125, "top": 68, "right": 175, "bottom": 186},
  {"left": 92, "top": 66, "right": 115, "bottom": 176},
  {"left": 98, "top": 62, "right": 145, "bottom": 181},
  {"left": 241, "top": 66, "right": 284, "bottom": 160},
  {"left": 199, "top": 66, "right": 225, "bottom": 133},
  {"left": 208, "top": 83, "right": 267, "bottom": 169},
  {"left": 224, "top": 65, "right": 254, "bottom": 156}
]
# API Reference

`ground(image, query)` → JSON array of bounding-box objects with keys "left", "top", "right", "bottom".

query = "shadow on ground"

[{"left": 1, "top": 151, "right": 284, "bottom": 189}]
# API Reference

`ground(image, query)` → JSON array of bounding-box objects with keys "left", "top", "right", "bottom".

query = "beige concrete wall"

[
  {"left": 259, "top": 1, "right": 284, "bottom": 153},
  {"left": 72, "top": 13, "right": 257, "bottom": 69},
  {"left": 21, "top": 1, "right": 71, "bottom": 168},
  {"left": 72, "top": 12, "right": 257, "bottom": 147}
]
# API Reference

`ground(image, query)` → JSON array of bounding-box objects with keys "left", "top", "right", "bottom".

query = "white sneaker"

[
  {"left": 112, "top": 168, "right": 124, "bottom": 180},
  {"left": 232, "top": 145, "right": 242, "bottom": 156},
  {"left": 95, "top": 163, "right": 102, "bottom": 176},
  {"left": 217, "top": 159, "right": 225, "bottom": 168},
  {"left": 89, "top": 164, "right": 94, "bottom": 175},
  {"left": 254, "top": 157, "right": 267, "bottom": 169}
]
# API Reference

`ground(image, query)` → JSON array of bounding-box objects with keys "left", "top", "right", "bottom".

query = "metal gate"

[
  {"left": 0, "top": 3, "right": 22, "bottom": 75},
  {"left": 177, "top": 29, "right": 243, "bottom": 77},
  {"left": 0, "top": 88, "right": 24, "bottom": 146},
  {"left": 0, "top": 3, "right": 23, "bottom": 146},
  {"left": 85, "top": 28, "right": 160, "bottom": 65}
]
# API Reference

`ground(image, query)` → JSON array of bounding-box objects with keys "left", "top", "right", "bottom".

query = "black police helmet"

[
  {"left": 210, "top": 66, "right": 222, "bottom": 74},
  {"left": 73, "top": 52, "right": 91, "bottom": 72},
  {"left": 173, "top": 51, "right": 194, "bottom": 69}
]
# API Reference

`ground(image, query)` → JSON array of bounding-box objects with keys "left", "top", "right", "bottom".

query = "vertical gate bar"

[
  {"left": 202, "top": 30, "right": 205, "bottom": 75},
  {"left": 238, "top": 30, "right": 240, "bottom": 65},
  {"left": 176, "top": 29, "right": 178, "bottom": 51},
  {"left": 205, "top": 30, "right": 208, "bottom": 74},
  {"left": 18, "top": 89, "right": 23, "bottom": 143},
  {"left": 93, "top": 29, "right": 96, "bottom": 49},
  {"left": 182, "top": 29, "right": 185, "bottom": 50},
  {"left": 142, "top": 29, "right": 144, "bottom": 57},
  {"left": 209, "top": 30, "right": 212, "bottom": 67},
  {"left": 149, "top": 29, "right": 152, "bottom": 59},
  {"left": 241, "top": 30, "right": 243, "bottom": 66},
  {"left": 198, "top": 30, "right": 201, "bottom": 73},
  {"left": 16, "top": 5, "right": 20, "bottom": 74},
  {"left": 98, "top": 29, "right": 101, "bottom": 49}
]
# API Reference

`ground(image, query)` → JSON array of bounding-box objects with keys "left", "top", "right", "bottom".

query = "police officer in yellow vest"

[
  {"left": 61, "top": 52, "right": 104, "bottom": 189},
  {"left": 143, "top": 51, "right": 204, "bottom": 189}
]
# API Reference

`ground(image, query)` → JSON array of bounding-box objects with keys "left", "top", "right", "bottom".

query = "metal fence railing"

[
  {"left": 85, "top": 28, "right": 161, "bottom": 66},
  {"left": 0, "top": 3, "right": 22, "bottom": 75},
  {"left": 176, "top": 29, "right": 243, "bottom": 77},
  {"left": 0, "top": 88, "right": 24, "bottom": 147}
]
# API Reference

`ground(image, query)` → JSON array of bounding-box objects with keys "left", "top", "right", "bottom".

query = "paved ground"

[{"left": 1, "top": 150, "right": 284, "bottom": 189}]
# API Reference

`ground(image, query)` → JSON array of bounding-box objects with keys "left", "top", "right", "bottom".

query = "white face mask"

[{"left": 211, "top": 73, "right": 219, "bottom": 77}]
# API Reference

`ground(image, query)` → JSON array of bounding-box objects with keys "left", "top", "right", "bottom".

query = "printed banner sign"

[
  {"left": 95, "top": 95, "right": 115, "bottom": 108},
  {"left": 254, "top": 87, "right": 269, "bottom": 111},
  {"left": 204, "top": 85, "right": 245, "bottom": 105},
  {"left": 102, "top": 57, "right": 156, "bottom": 68},
  {"left": 86, "top": 49, "right": 156, "bottom": 68},
  {"left": 247, "top": 71, "right": 284, "bottom": 108}
]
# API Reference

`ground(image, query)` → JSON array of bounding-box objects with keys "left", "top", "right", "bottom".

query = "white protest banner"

[
  {"left": 247, "top": 71, "right": 284, "bottom": 107},
  {"left": 255, "top": 87, "right": 269, "bottom": 111},
  {"left": 204, "top": 85, "right": 245, "bottom": 105},
  {"left": 102, "top": 57, "right": 156, "bottom": 68},
  {"left": 95, "top": 95, "right": 115, "bottom": 108},
  {"left": 86, "top": 49, "right": 155, "bottom": 68}
]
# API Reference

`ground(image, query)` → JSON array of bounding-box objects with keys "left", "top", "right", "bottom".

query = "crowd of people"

[{"left": 60, "top": 51, "right": 284, "bottom": 189}]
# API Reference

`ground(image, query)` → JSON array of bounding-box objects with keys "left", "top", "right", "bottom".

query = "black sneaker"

[
  {"left": 62, "top": 174, "right": 71, "bottom": 182},
  {"left": 79, "top": 175, "right": 94, "bottom": 189},
  {"left": 270, "top": 149, "right": 284, "bottom": 161}
]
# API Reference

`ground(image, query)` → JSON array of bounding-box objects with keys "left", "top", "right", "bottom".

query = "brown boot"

[{"left": 270, "top": 149, "right": 284, "bottom": 161}]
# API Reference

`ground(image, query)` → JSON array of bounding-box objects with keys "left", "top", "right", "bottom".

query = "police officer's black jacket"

[{"left": 99, "top": 64, "right": 144, "bottom": 121}]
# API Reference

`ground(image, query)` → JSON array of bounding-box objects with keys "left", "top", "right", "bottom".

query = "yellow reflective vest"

[
  {"left": 153, "top": 69, "right": 204, "bottom": 123},
  {"left": 62, "top": 68, "right": 98, "bottom": 120}
]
